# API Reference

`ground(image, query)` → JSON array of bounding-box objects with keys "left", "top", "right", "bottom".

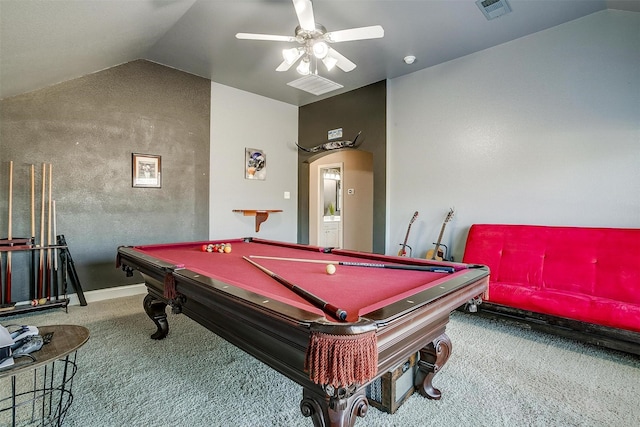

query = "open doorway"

[
  {"left": 308, "top": 150, "right": 373, "bottom": 252},
  {"left": 318, "top": 164, "right": 343, "bottom": 247}
]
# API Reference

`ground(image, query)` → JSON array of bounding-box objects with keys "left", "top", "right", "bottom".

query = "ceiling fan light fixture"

[
  {"left": 283, "top": 47, "right": 303, "bottom": 65},
  {"left": 237, "top": 1, "right": 384, "bottom": 79},
  {"left": 312, "top": 41, "right": 329, "bottom": 59},
  {"left": 296, "top": 56, "right": 311, "bottom": 75}
]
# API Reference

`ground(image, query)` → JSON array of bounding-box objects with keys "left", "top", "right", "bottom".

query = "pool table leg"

[
  {"left": 143, "top": 294, "right": 169, "bottom": 340},
  {"left": 415, "top": 333, "right": 452, "bottom": 400},
  {"left": 300, "top": 385, "right": 368, "bottom": 427}
]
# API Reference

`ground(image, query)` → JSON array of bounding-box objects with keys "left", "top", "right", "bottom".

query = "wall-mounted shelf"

[{"left": 232, "top": 209, "right": 283, "bottom": 232}]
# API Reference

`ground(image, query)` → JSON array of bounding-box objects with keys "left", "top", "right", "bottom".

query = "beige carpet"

[{"left": 2, "top": 295, "right": 639, "bottom": 426}]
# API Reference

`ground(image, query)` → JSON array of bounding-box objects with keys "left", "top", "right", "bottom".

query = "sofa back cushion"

[{"left": 462, "top": 224, "right": 640, "bottom": 304}]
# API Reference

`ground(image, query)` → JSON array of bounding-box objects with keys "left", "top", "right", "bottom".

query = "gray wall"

[
  {"left": 0, "top": 60, "right": 210, "bottom": 298},
  {"left": 387, "top": 10, "right": 640, "bottom": 261},
  {"left": 209, "top": 82, "right": 298, "bottom": 243},
  {"left": 297, "top": 81, "right": 386, "bottom": 254}
]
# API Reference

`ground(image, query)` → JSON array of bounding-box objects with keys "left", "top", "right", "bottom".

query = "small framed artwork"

[
  {"left": 245, "top": 148, "right": 266, "bottom": 180},
  {"left": 132, "top": 153, "right": 162, "bottom": 188}
]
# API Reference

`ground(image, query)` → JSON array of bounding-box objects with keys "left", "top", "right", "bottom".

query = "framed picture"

[
  {"left": 132, "top": 153, "right": 161, "bottom": 188},
  {"left": 245, "top": 148, "right": 266, "bottom": 180}
]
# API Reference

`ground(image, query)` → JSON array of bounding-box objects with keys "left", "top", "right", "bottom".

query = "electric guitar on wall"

[
  {"left": 398, "top": 211, "right": 419, "bottom": 256},
  {"left": 426, "top": 208, "right": 455, "bottom": 261}
]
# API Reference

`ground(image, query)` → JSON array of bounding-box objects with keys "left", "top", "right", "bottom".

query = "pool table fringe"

[
  {"left": 164, "top": 273, "right": 177, "bottom": 300},
  {"left": 305, "top": 330, "right": 378, "bottom": 387}
]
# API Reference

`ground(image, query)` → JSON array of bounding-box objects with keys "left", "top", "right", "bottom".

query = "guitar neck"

[
  {"left": 428, "top": 209, "right": 454, "bottom": 260},
  {"left": 401, "top": 227, "right": 411, "bottom": 250},
  {"left": 398, "top": 212, "right": 418, "bottom": 255},
  {"left": 433, "top": 223, "right": 446, "bottom": 251}
]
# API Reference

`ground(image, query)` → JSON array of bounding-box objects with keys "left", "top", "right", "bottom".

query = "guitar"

[
  {"left": 426, "top": 208, "right": 455, "bottom": 261},
  {"left": 398, "top": 211, "right": 419, "bottom": 256}
]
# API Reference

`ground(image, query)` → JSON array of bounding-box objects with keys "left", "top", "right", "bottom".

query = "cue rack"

[{"left": 1, "top": 161, "right": 87, "bottom": 317}]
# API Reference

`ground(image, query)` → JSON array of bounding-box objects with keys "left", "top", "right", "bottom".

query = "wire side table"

[{"left": 0, "top": 325, "right": 89, "bottom": 426}]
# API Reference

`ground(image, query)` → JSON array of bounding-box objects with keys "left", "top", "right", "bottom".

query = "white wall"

[
  {"left": 210, "top": 82, "right": 298, "bottom": 242},
  {"left": 387, "top": 10, "right": 640, "bottom": 262}
]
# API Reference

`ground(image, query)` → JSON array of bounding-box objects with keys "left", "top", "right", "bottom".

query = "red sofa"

[{"left": 462, "top": 224, "right": 640, "bottom": 355}]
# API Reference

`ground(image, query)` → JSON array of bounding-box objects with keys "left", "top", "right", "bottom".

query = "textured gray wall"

[
  {"left": 297, "top": 81, "right": 386, "bottom": 254},
  {"left": 0, "top": 60, "right": 210, "bottom": 299}
]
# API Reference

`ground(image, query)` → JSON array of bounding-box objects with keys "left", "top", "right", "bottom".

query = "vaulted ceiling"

[{"left": 1, "top": 0, "right": 638, "bottom": 106}]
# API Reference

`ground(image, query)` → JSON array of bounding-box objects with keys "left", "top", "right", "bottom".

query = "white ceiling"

[{"left": 1, "top": 0, "right": 638, "bottom": 106}]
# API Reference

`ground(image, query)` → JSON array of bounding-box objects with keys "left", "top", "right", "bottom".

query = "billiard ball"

[{"left": 326, "top": 264, "right": 336, "bottom": 275}]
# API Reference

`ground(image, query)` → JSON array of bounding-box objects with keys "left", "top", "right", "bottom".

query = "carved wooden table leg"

[
  {"left": 143, "top": 293, "right": 169, "bottom": 340},
  {"left": 300, "top": 385, "right": 369, "bottom": 427},
  {"left": 415, "top": 333, "right": 452, "bottom": 400}
]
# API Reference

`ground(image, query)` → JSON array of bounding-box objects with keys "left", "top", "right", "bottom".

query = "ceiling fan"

[{"left": 236, "top": 0, "right": 384, "bottom": 76}]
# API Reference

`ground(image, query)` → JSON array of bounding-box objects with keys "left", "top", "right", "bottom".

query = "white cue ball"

[{"left": 326, "top": 264, "right": 336, "bottom": 275}]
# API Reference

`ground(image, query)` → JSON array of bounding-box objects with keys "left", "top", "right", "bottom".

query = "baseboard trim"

[{"left": 68, "top": 284, "right": 147, "bottom": 306}]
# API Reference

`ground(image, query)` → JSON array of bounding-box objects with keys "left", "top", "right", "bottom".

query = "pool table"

[{"left": 116, "top": 238, "right": 488, "bottom": 427}]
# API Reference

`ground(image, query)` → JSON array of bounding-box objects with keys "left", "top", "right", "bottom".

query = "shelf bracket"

[{"left": 232, "top": 210, "right": 283, "bottom": 232}]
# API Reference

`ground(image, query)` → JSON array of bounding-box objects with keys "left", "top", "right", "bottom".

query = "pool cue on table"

[
  {"left": 46, "top": 163, "right": 52, "bottom": 300},
  {"left": 38, "top": 162, "right": 46, "bottom": 299},
  {"left": 242, "top": 256, "right": 348, "bottom": 321},
  {"left": 248, "top": 255, "right": 456, "bottom": 274}
]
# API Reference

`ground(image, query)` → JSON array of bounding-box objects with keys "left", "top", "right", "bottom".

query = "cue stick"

[
  {"left": 31, "top": 165, "right": 35, "bottom": 238},
  {"left": 38, "top": 163, "right": 46, "bottom": 299},
  {"left": 46, "top": 164, "right": 52, "bottom": 300},
  {"left": 30, "top": 164, "right": 36, "bottom": 299},
  {"left": 242, "top": 256, "right": 348, "bottom": 321},
  {"left": 248, "top": 255, "right": 456, "bottom": 274},
  {"left": 0, "top": 248, "right": 3, "bottom": 305},
  {"left": 5, "top": 161, "right": 13, "bottom": 304},
  {"left": 53, "top": 200, "right": 58, "bottom": 299}
]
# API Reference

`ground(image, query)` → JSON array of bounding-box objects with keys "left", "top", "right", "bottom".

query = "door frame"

[{"left": 317, "top": 163, "right": 343, "bottom": 247}]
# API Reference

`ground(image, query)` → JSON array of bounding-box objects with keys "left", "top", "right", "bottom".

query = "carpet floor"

[{"left": 1, "top": 295, "right": 639, "bottom": 426}]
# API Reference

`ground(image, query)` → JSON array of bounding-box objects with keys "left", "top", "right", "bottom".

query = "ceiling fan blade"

[
  {"left": 292, "top": 0, "right": 315, "bottom": 32},
  {"left": 327, "top": 48, "right": 356, "bottom": 72},
  {"left": 325, "top": 25, "right": 384, "bottom": 43},
  {"left": 276, "top": 60, "right": 295, "bottom": 72},
  {"left": 236, "top": 33, "right": 296, "bottom": 42},
  {"left": 276, "top": 49, "right": 304, "bottom": 72}
]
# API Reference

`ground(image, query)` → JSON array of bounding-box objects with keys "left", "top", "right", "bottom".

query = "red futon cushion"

[{"left": 462, "top": 224, "right": 640, "bottom": 332}]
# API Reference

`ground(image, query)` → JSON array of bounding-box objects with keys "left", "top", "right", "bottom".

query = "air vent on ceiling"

[
  {"left": 476, "top": 0, "right": 512, "bottom": 20},
  {"left": 287, "top": 74, "right": 344, "bottom": 96}
]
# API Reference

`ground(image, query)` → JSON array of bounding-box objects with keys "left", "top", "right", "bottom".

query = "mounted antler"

[{"left": 296, "top": 131, "right": 362, "bottom": 153}]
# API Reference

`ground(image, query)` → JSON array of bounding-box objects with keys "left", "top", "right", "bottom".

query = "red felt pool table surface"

[{"left": 128, "top": 238, "right": 475, "bottom": 323}]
